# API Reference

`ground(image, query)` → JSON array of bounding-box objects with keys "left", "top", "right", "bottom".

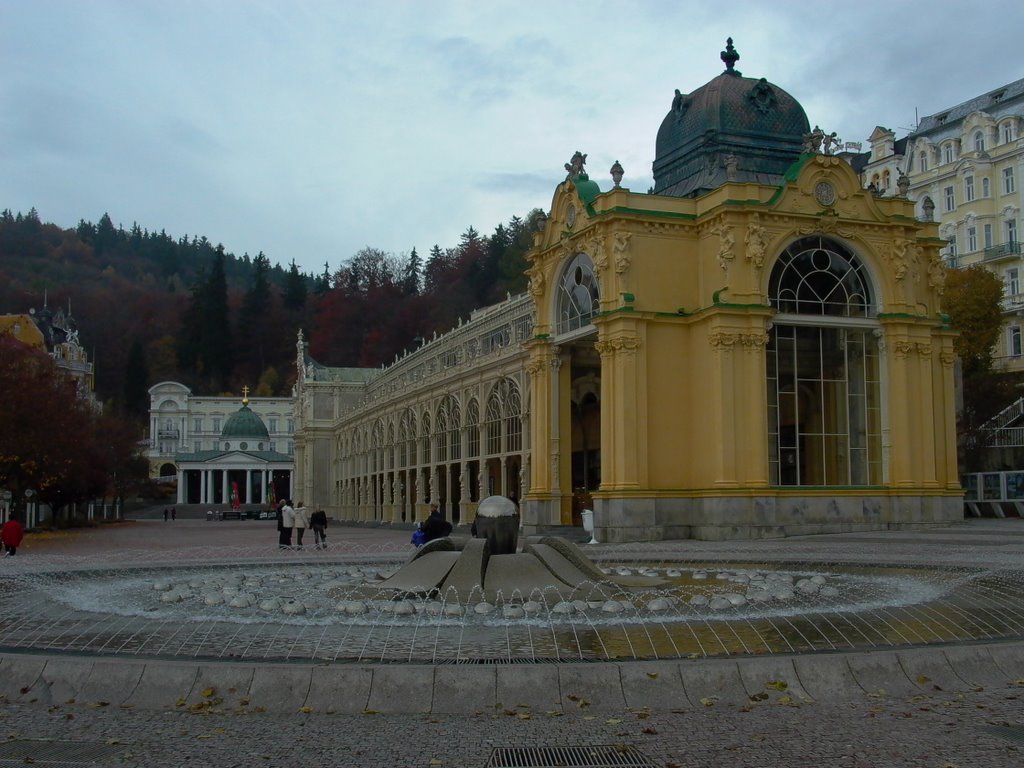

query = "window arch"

[
  {"left": 466, "top": 399, "right": 480, "bottom": 457},
  {"left": 483, "top": 378, "right": 521, "bottom": 455},
  {"left": 556, "top": 252, "right": 600, "bottom": 335},
  {"left": 767, "top": 236, "right": 882, "bottom": 488},
  {"left": 768, "top": 236, "right": 874, "bottom": 317}
]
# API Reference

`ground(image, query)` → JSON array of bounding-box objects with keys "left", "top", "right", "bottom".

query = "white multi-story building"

[
  {"left": 147, "top": 382, "right": 295, "bottom": 479},
  {"left": 854, "top": 78, "right": 1023, "bottom": 369}
]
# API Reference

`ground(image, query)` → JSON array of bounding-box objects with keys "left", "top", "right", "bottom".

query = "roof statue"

[{"left": 564, "top": 151, "right": 587, "bottom": 181}]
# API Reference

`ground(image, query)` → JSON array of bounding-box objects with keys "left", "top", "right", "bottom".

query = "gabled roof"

[
  {"left": 912, "top": 77, "right": 1024, "bottom": 136},
  {"left": 175, "top": 448, "right": 293, "bottom": 464}
]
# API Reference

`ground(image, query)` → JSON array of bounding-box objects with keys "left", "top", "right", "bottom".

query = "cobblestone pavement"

[
  {"left": 2, "top": 516, "right": 1024, "bottom": 767},
  {"left": 1, "top": 684, "right": 1022, "bottom": 767}
]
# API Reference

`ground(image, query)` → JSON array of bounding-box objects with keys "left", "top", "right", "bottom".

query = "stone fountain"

[{"left": 355, "top": 496, "right": 666, "bottom": 604}]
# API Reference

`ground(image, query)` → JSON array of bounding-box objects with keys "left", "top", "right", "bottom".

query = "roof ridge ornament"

[
  {"left": 721, "top": 37, "right": 741, "bottom": 76},
  {"left": 564, "top": 151, "right": 587, "bottom": 181}
]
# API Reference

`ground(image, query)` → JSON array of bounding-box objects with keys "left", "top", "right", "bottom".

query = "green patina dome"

[
  {"left": 653, "top": 38, "right": 810, "bottom": 198},
  {"left": 221, "top": 403, "right": 269, "bottom": 440}
]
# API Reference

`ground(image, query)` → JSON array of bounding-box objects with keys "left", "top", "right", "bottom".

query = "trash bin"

[
  {"left": 206, "top": 510, "right": 213, "bottom": 521},
  {"left": 581, "top": 509, "right": 598, "bottom": 544}
]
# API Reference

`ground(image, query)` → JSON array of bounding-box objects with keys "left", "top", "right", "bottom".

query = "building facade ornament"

[
  {"left": 612, "top": 232, "right": 633, "bottom": 274},
  {"left": 744, "top": 214, "right": 770, "bottom": 268},
  {"left": 710, "top": 222, "right": 736, "bottom": 271}
]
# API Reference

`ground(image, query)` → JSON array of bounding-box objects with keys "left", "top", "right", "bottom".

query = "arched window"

[
  {"left": 919, "top": 152, "right": 928, "bottom": 172},
  {"left": 556, "top": 252, "right": 600, "bottom": 335},
  {"left": 768, "top": 237, "right": 873, "bottom": 317},
  {"left": 974, "top": 131, "right": 985, "bottom": 153},
  {"left": 434, "top": 405, "right": 448, "bottom": 462},
  {"left": 466, "top": 399, "right": 480, "bottom": 457},
  {"left": 767, "top": 236, "right": 882, "bottom": 488}
]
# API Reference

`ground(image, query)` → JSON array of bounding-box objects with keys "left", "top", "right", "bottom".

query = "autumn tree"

[
  {"left": 943, "top": 264, "right": 1017, "bottom": 469},
  {"left": 944, "top": 265, "right": 1006, "bottom": 378},
  {"left": 0, "top": 337, "right": 109, "bottom": 517}
]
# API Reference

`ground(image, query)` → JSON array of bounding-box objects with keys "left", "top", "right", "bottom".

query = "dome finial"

[
  {"left": 242, "top": 385, "right": 250, "bottom": 406},
  {"left": 721, "top": 37, "right": 741, "bottom": 76}
]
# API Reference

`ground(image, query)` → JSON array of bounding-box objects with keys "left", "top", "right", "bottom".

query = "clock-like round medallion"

[
  {"left": 566, "top": 204, "right": 577, "bottom": 228},
  {"left": 814, "top": 181, "right": 837, "bottom": 207}
]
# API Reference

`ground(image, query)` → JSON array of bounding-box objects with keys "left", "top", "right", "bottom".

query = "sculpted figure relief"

[
  {"left": 744, "top": 214, "right": 770, "bottom": 268},
  {"left": 612, "top": 232, "right": 632, "bottom": 274},
  {"left": 710, "top": 223, "right": 736, "bottom": 271}
]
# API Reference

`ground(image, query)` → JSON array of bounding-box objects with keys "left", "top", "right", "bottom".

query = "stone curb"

[{"left": 3, "top": 641, "right": 1022, "bottom": 715}]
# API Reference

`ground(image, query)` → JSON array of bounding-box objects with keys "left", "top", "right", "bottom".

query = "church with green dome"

[{"left": 172, "top": 391, "right": 294, "bottom": 509}]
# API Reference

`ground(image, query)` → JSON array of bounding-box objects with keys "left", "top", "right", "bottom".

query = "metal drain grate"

[
  {"left": 982, "top": 725, "right": 1024, "bottom": 745},
  {"left": 486, "top": 745, "right": 657, "bottom": 767},
  {"left": 0, "top": 739, "right": 127, "bottom": 766}
]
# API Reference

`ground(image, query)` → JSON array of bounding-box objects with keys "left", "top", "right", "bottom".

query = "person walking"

[
  {"left": 310, "top": 508, "right": 328, "bottom": 549},
  {"left": 2, "top": 515, "right": 25, "bottom": 556},
  {"left": 292, "top": 501, "right": 310, "bottom": 549},
  {"left": 279, "top": 500, "right": 295, "bottom": 549},
  {"left": 163, "top": 508, "right": 168, "bottom": 522},
  {"left": 170, "top": 507, "right": 176, "bottom": 521}
]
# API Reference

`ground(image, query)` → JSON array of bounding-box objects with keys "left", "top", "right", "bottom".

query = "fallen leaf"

[
  {"left": 766, "top": 680, "right": 788, "bottom": 692},
  {"left": 201, "top": 688, "right": 216, "bottom": 699},
  {"left": 916, "top": 675, "right": 931, "bottom": 685},
  {"left": 606, "top": 718, "right": 622, "bottom": 725},
  {"left": 646, "top": 672, "right": 658, "bottom": 679},
  {"left": 641, "top": 726, "right": 658, "bottom": 735},
  {"left": 299, "top": 706, "right": 313, "bottom": 714},
  {"left": 699, "top": 697, "right": 716, "bottom": 707}
]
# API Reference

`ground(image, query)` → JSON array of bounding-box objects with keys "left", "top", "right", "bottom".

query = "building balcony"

[
  {"left": 158, "top": 429, "right": 180, "bottom": 439},
  {"left": 983, "top": 242, "right": 1022, "bottom": 262}
]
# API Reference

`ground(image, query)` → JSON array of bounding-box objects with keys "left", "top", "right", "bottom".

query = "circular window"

[{"left": 240, "top": 442, "right": 248, "bottom": 451}]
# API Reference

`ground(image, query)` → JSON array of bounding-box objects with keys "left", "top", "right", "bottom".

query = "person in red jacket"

[{"left": 2, "top": 516, "right": 25, "bottom": 556}]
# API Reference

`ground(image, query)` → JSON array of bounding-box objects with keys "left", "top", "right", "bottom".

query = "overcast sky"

[{"left": 3, "top": 1, "right": 1023, "bottom": 276}]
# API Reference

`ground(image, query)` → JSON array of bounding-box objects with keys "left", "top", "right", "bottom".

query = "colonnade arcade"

[
  {"left": 176, "top": 463, "right": 293, "bottom": 507},
  {"left": 335, "top": 376, "right": 526, "bottom": 524}
]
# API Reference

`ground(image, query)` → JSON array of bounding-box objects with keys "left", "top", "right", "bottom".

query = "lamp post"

[{"left": 24, "top": 489, "right": 35, "bottom": 529}]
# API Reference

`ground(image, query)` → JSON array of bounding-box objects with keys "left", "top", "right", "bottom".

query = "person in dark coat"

[
  {"left": 310, "top": 508, "right": 328, "bottom": 549},
  {"left": 420, "top": 505, "right": 452, "bottom": 543}
]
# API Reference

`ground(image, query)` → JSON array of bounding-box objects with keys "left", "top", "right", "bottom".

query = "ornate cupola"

[
  {"left": 652, "top": 38, "right": 811, "bottom": 197},
  {"left": 220, "top": 387, "right": 269, "bottom": 450}
]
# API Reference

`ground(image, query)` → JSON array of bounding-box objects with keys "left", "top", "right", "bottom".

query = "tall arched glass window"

[
  {"left": 767, "top": 236, "right": 882, "bottom": 487},
  {"left": 556, "top": 252, "right": 600, "bottom": 335},
  {"left": 974, "top": 131, "right": 985, "bottom": 153}
]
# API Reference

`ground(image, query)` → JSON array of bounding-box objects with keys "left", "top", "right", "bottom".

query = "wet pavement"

[{"left": 1, "top": 515, "right": 1023, "bottom": 767}]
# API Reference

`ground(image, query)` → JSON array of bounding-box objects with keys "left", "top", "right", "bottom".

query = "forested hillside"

[{"left": 0, "top": 207, "right": 539, "bottom": 421}]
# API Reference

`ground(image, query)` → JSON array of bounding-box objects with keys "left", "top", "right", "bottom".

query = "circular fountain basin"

[{"left": 1, "top": 554, "right": 1020, "bottom": 664}]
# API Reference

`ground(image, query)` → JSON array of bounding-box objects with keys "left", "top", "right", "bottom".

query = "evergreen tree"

[
  {"left": 123, "top": 338, "right": 150, "bottom": 419},
  {"left": 284, "top": 259, "right": 308, "bottom": 309},
  {"left": 402, "top": 247, "right": 422, "bottom": 296},
  {"left": 236, "top": 252, "right": 273, "bottom": 384}
]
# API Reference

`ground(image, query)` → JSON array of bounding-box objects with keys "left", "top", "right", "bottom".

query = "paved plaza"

[{"left": 1, "top": 516, "right": 1024, "bottom": 767}]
